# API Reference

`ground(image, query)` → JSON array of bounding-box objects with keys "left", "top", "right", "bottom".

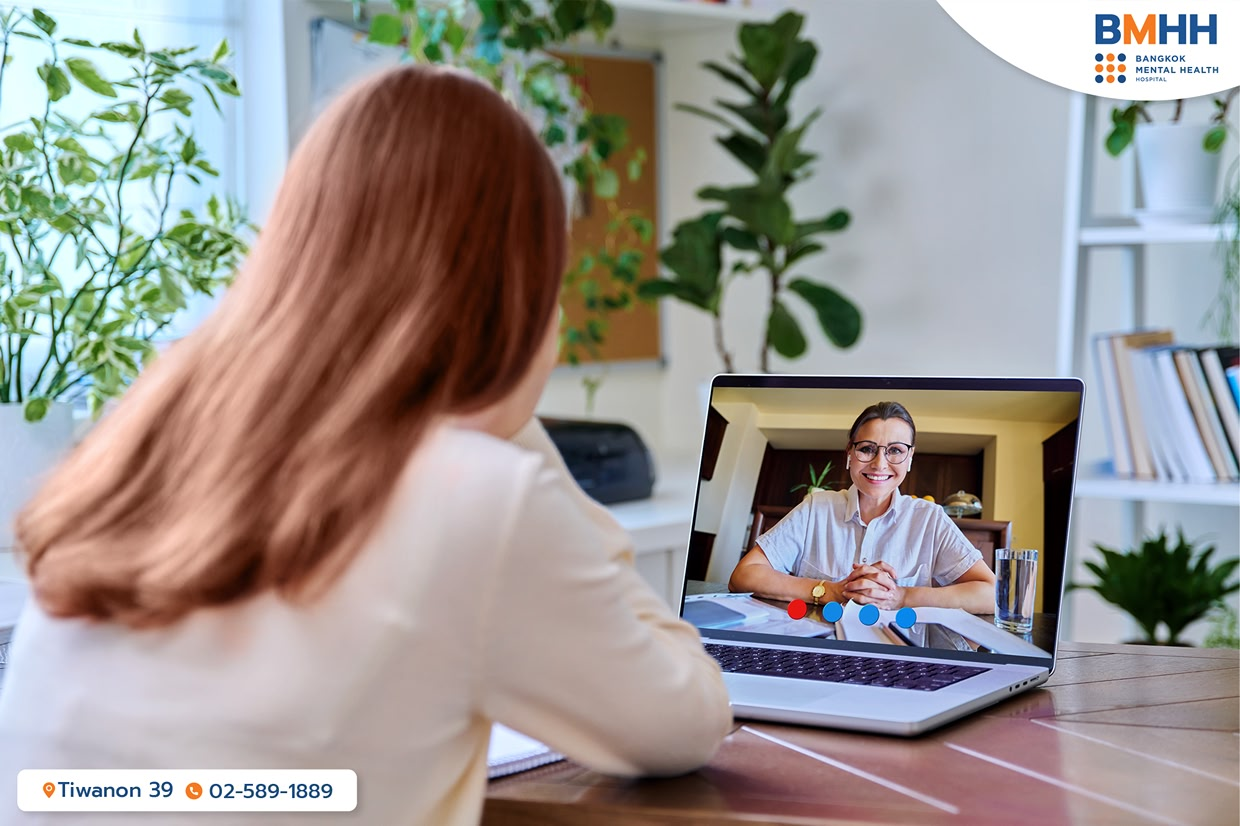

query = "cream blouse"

[{"left": 0, "top": 420, "right": 732, "bottom": 824}]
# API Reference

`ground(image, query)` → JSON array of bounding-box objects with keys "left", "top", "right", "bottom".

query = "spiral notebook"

[
  {"left": 0, "top": 579, "right": 25, "bottom": 690},
  {"left": 487, "top": 724, "right": 564, "bottom": 780}
]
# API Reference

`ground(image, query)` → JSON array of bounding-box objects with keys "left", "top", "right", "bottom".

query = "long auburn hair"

[{"left": 16, "top": 65, "right": 567, "bottom": 628}]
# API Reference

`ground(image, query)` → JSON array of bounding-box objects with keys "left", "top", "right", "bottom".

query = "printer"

[{"left": 540, "top": 417, "right": 655, "bottom": 504}]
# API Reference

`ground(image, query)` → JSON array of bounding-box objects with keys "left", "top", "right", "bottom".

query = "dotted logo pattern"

[{"left": 1095, "top": 52, "right": 1127, "bottom": 84}]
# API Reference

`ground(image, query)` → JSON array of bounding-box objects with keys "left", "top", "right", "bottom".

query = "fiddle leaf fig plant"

[
  {"left": 638, "top": 11, "right": 861, "bottom": 372},
  {"left": 0, "top": 8, "right": 251, "bottom": 421},
  {"left": 1070, "top": 529, "right": 1240, "bottom": 645}
]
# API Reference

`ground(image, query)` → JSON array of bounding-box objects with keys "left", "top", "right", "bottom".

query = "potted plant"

[
  {"left": 790, "top": 461, "right": 834, "bottom": 497},
  {"left": 0, "top": 8, "right": 250, "bottom": 547},
  {"left": 1202, "top": 599, "right": 1239, "bottom": 649},
  {"left": 1104, "top": 88, "right": 1237, "bottom": 221},
  {"left": 1069, "top": 529, "right": 1240, "bottom": 645},
  {"left": 638, "top": 11, "right": 861, "bottom": 373}
]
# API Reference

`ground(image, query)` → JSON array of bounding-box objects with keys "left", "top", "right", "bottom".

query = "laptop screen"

[{"left": 681, "top": 375, "right": 1084, "bottom": 669}]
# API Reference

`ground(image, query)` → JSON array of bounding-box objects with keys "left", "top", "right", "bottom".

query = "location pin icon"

[{"left": 43, "top": 782, "right": 55, "bottom": 798}]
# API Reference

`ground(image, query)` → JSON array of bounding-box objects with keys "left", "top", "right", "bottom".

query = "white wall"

[{"left": 540, "top": 0, "right": 1074, "bottom": 464}]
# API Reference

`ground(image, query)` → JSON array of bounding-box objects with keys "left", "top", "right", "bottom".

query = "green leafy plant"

[
  {"left": 1070, "top": 529, "right": 1240, "bottom": 645},
  {"left": 790, "top": 461, "right": 834, "bottom": 495},
  {"left": 1104, "top": 88, "right": 1237, "bottom": 157},
  {"left": 362, "top": 0, "right": 649, "bottom": 376},
  {"left": 1202, "top": 599, "right": 1240, "bottom": 649},
  {"left": 0, "top": 8, "right": 251, "bottom": 420},
  {"left": 638, "top": 11, "right": 861, "bottom": 373},
  {"left": 1206, "top": 157, "right": 1239, "bottom": 343}
]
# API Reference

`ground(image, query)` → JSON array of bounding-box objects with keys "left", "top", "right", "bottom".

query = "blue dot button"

[
  {"left": 859, "top": 604, "right": 880, "bottom": 626},
  {"left": 822, "top": 601, "right": 843, "bottom": 623},
  {"left": 895, "top": 607, "right": 917, "bottom": 628}
]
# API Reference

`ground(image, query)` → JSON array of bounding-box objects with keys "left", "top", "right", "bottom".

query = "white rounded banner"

[{"left": 936, "top": 1, "right": 1239, "bottom": 100}]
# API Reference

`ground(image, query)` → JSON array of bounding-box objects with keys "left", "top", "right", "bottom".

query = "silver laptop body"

[{"left": 681, "top": 375, "right": 1084, "bottom": 736}]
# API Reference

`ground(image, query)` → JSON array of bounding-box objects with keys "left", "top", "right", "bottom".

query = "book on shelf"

[
  {"left": 1106, "top": 329, "right": 1174, "bottom": 479},
  {"left": 1129, "top": 345, "right": 1184, "bottom": 481},
  {"left": 1094, "top": 332, "right": 1240, "bottom": 483},
  {"left": 1200, "top": 347, "right": 1240, "bottom": 460},
  {"left": 1174, "top": 349, "right": 1239, "bottom": 481},
  {"left": 1092, "top": 333, "right": 1132, "bottom": 477},
  {"left": 1150, "top": 347, "right": 1217, "bottom": 483},
  {"left": 488, "top": 724, "right": 564, "bottom": 780}
]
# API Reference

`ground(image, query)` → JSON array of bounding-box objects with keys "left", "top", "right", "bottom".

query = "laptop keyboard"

[{"left": 704, "top": 643, "right": 989, "bottom": 691}]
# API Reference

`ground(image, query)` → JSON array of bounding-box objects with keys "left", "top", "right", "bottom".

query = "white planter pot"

[
  {"left": 1134, "top": 123, "right": 1222, "bottom": 222},
  {"left": 0, "top": 403, "right": 75, "bottom": 551}
]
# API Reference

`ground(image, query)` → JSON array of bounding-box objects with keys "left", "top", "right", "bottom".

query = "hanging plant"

[{"left": 362, "top": 0, "right": 650, "bottom": 378}]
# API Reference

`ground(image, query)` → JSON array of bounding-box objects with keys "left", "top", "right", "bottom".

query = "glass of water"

[{"left": 994, "top": 548, "right": 1038, "bottom": 633}]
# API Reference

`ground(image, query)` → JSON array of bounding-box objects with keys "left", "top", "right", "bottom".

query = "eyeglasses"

[{"left": 849, "top": 441, "right": 913, "bottom": 464}]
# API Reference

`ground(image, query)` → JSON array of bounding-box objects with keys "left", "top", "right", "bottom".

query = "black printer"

[{"left": 540, "top": 417, "right": 655, "bottom": 504}]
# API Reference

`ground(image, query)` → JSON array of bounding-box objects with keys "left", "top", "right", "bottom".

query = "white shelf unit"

[
  {"left": 1076, "top": 465, "right": 1240, "bottom": 506},
  {"left": 1058, "top": 92, "right": 1240, "bottom": 642},
  {"left": 1058, "top": 92, "right": 1238, "bottom": 504}
]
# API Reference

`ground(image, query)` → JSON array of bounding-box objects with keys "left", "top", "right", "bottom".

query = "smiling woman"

[{"left": 728, "top": 401, "right": 998, "bottom": 615}]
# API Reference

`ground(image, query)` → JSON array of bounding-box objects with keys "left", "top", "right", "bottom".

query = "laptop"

[{"left": 680, "top": 374, "right": 1084, "bottom": 735}]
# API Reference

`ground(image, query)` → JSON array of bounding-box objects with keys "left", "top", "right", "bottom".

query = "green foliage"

[
  {"left": 1070, "top": 529, "right": 1240, "bottom": 645},
  {"left": 0, "top": 8, "right": 251, "bottom": 419},
  {"left": 1206, "top": 157, "right": 1240, "bottom": 344},
  {"left": 637, "top": 11, "right": 860, "bottom": 372},
  {"left": 361, "top": 0, "right": 645, "bottom": 373},
  {"left": 1202, "top": 600, "right": 1239, "bottom": 649},
  {"left": 1104, "top": 88, "right": 1237, "bottom": 157},
  {"left": 790, "top": 461, "right": 834, "bottom": 494}
]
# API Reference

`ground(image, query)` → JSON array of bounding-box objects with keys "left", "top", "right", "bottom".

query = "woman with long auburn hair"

[{"left": 0, "top": 65, "right": 731, "bottom": 824}]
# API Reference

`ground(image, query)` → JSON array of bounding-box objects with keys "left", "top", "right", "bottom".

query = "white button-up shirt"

[{"left": 757, "top": 486, "right": 981, "bottom": 588}]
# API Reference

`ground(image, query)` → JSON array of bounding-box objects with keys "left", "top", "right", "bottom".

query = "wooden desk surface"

[{"left": 484, "top": 643, "right": 1239, "bottom": 826}]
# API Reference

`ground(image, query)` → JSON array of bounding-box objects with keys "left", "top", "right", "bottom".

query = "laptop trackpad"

[{"left": 726, "top": 674, "right": 841, "bottom": 709}]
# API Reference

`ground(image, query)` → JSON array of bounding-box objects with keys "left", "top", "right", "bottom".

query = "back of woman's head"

[{"left": 17, "top": 65, "right": 567, "bottom": 627}]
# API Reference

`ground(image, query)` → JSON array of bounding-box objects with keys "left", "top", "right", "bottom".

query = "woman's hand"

[{"left": 842, "top": 561, "right": 905, "bottom": 610}]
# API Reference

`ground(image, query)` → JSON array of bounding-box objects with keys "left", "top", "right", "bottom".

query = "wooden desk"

[{"left": 484, "top": 643, "right": 1239, "bottom": 825}]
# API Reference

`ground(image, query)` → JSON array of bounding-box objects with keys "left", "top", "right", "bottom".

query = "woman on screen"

[
  {"left": 0, "top": 65, "right": 731, "bottom": 823},
  {"left": 729, "top": 401, "right": 996, "bottom": 613}
]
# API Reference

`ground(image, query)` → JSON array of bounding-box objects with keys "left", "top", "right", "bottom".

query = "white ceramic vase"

[
  {"left": 0, "top": 402, "right": 75, "bottom": 551},
  {"left": 1134, "top": 123, "right": 1222, "bottom": 222}
]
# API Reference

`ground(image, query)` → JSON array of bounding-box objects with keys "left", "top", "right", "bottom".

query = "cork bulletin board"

[
  {"left": 310, "top": 20, "right": 662, "bottom": 363},
  {"left": 554, "top": 50, "right": 662, "bottom": 364}
]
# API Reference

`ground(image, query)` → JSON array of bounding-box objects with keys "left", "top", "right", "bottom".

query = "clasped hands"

[{"left": 839, "top": 561, "right": 905, "bottom": 610}]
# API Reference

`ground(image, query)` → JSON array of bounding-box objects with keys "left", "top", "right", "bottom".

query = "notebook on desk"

[
  {"left": 0, "top": 579, "right": 26, "bottom": 687},
  {"left": 680, "top": 375, "right": 1084, "bottom": 735},
  {"left": 487, "top": 724, "right": 563, "bottom": 780}
]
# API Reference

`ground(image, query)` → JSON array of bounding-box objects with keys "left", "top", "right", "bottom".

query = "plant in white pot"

[
  {"left": 1104, "top": 88, "right": 1237, "bottom": 223},
  {"left": 789, "top": 461, "right": 835, "bottom": 498},
  {"left": 0, "top": 9, "right": 250, "bottom": 548}
]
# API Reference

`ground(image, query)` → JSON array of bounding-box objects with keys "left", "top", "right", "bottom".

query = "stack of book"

[{"left": 1094, "top": 330, "right": 1240, "bottom": 483}]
